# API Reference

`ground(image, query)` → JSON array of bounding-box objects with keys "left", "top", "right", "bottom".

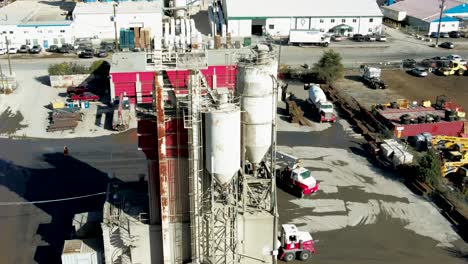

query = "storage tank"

[
  {"left": 237, "top": 47, "right": 277, "bottom": 164},
  {"left": 205, "top": 105, "right": 241, "bottom": 185},
  {"left": 174, "top": 0, "right": 186, "bottom": 17}
]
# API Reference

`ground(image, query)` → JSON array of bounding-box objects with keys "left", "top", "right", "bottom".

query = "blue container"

[
  {"left": 84, "top": 101, "right": 90, "bottom": 109},
  {"left": 100, "top": 0, "right": 113, "bottom": 2},
  {"left": 84, "top": 0, "right": 97, "bottom": 2}
]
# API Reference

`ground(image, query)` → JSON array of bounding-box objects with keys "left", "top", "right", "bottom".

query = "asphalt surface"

[{"left": 0, "top": 130, "right": 147, "bottom": 264}]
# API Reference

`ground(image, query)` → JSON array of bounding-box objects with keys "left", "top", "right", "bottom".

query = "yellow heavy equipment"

[
  {"left": 432, "top": 136, "right": 468, "bottom": 150},
  {"left": 438, "top": 60, "right": 467, "bottom": 76}
]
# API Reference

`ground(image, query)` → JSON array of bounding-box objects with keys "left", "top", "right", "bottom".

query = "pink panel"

[
  {"left": 115, "top": 83, "right": 136, "bottom": 97},
  {"left": 394, "top": 121, "right": 464, "bottom": 137},
  {"left": 111, "top": 72, "right": 137, "bottom": 82}
]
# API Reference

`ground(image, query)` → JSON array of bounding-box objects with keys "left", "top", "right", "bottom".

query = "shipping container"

[{"left": 392, "top": 121, "right": 464, "bottom": 138}]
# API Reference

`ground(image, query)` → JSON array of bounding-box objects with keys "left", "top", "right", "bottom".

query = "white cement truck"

[{"left": 305, "top": 84, "right": 336, "bottom": 123}]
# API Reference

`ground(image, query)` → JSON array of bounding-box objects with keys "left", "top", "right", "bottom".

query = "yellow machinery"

[
  {"left": 438, "top": 60, "right": 467, "bottom": 76},
  {"left": 432, "top": 136, "right": 468, "bottom": 150}
]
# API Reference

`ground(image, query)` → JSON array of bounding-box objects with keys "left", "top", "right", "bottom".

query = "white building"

[
  {"left": 72, "top": 1, "right": 162, "bottom": 45},
  {"left": 220, "top": 0, "right": 384, "bottom": 37},
  {"left": 382, "top": 0, "right": 468, "bottom": 34},
  {"left": 0, "top": 1, "right": 74, "bottom": 49}
]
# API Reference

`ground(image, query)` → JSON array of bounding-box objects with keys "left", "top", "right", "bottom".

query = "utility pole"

[
  {"left": 5, "top": 36, "right": 12, "bottom": 75},
  {"left": 113, "top": 3, "right": 119, "bottom": 51},
  {"left": 0, "top": 63, "right": 5, "bottom": 95},
  {"left": 435, "top": 0, "right": 445, "bottom": 48}
]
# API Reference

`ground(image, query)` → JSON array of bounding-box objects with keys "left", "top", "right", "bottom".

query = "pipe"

[{"left": 270, "top": 74, "right": 279, "bottom": 264}]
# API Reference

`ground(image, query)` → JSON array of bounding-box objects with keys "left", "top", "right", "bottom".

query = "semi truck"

[
  {"left": 361, "top": 66, "right": 387, "bottom": 89},
  {"left": 289, "top": 30, "right": 330, "bottom": 47},
  {"left": 276, "top": 151, "right": 319, "bottom": 198},
  {"left": 305, "top": 84, "right": 336, "bottom": 123}
]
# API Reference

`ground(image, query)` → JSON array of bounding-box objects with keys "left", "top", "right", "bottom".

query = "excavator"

[
  {"left": 432, "top": 136, "right": 468, "bottom": 177},
  {"left": 432, "top": 136, "right": 468, "bottom": 151}
]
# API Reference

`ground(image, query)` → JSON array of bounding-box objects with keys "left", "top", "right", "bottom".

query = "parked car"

[
  {"left": 439, "top": 42, "right": 455, "bottom": 49},
  {"left": 402, "top": 59, "right": 417, "bottom": 68},
  {"left": 449, "top": 31, "right": 461, "bottom": 38},
  {"left": 79, "top": 48, "right": 93, "bottom": 58},
  {"left": 410, "top": 67, "right": 428, "bottom": 77},
  {"left": 8, "top": 47, "right": 17, "bottom": 54},
  {"left": 71, "top": 92, "right": 99, "bottom": 101},
  {"left": 58, "top": 44, "right": 74, "bottom": 53},
  {"left": 101, "top": 42, "right": 115, "bottom": 52},
  {"left": 47, "top": 45, "right": 59, "bottom": 52},
  {"left": 18, "top": 45, "right": 29, "bottom": 53},
  {"left": 365, "top": 34, "right": 377, "bottom": 41},
  {"left": 377, "top": 35, "right": 387, "bottom": 42},
  {"left": 447, "top": 54, "right": 462, "bottom": 60},
  {"left": 30, "top": 45, "right": 42, "bottom": 54},
  {"left": 430, "top": 32, "right": 439, "bottom": 38},
  {"left": 440, "top": 32, "right": 450, "bottom": 38},
  {"left": 0, "top": 48, "right": 6, "bottom": 55},
  {"left": 67, "top": 85, "right": 90, "bottom": 96},
  {"left": 353, "top": 34, "right": 365, "bottom": 42},
  {"left": 95, "top": 49, "right": 108, "bottom": 58},
  {"left": 331, "top": 34, "right": 342, "bottom": 41}
]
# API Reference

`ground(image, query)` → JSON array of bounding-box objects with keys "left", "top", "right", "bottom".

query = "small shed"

[{"left": 61, "top": 239, "right": 103, "bottom": 264}]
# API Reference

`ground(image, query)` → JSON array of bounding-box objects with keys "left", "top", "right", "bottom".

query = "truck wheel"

[
  {"left": 458, "top": 70, "right": 464, "bottom": 76},
  {"left": 323, "top": 42, "right": 329, "bottom": 47},
  {"left": 299, "top": 250, "right": 311, "bottom": 261},
  {"left": 284, "top": 252, "right": 295, "bottom": 262}
]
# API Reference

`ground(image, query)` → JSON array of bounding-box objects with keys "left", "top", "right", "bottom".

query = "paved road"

[{"left": 0, "top": 130, "right": 147, "bottom": 264}]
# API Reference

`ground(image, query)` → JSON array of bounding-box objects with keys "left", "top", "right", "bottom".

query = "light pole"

[
  {"left": 113, "top": 3, "right": 119, "bottom": 51},
  {"left": 435, "top": 0, "right": 446, "bottom": 48},
  {"left": 5, "top": 36, "right": 12, "bottom": 75}
]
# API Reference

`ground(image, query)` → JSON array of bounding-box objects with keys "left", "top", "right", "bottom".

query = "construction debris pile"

[{"left": 47, "top": 108, "right": 82, "bottom": 132}]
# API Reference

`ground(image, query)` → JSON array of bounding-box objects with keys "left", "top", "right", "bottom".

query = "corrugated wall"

[{"left": 394, "top": 121, "right": 464, "bottom": 138}]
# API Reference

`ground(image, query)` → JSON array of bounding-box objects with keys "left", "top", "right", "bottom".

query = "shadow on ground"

[{"left": 0, "top": 154, "right": 118, "bottom": 263}]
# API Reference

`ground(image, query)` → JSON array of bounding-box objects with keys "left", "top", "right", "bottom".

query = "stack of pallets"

[{"left": 47, "top": 108, "right": 82, "bottom": 132}]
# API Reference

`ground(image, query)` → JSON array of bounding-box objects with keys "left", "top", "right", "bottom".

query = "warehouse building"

[
  {"left": 382, "top": 0, "right": 468, "bottom": 34},
  {"left": 0, "top": 0, "right": 74, "bottom": 49},
  {"left": 72, "top": 1, "right": 163, "bottom": 49},
  {"left": 219, "top": 0, "right": 384, "bottom": 37}
]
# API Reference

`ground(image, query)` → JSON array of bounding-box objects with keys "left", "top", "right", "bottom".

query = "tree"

[
  {"left": 416, "top": 150, "right": 442, "bottom": 186},
  {"left": 312, "top": 49, "right": 344, "bottom": 84}
]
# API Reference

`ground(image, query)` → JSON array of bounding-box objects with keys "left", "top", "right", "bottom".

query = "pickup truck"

[
  {"left": 67, "top": 85, "right": 89, "bottom": 96},
  {"left": 71, "top": 92, "right": 99, "bottom": 101}
]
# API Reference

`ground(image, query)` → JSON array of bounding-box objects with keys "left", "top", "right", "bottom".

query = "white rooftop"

[
  {"left": 73, "top": 1, "right": 162, "bottom": 16},
  {"left": 223, "top": 0, "right": 383, "bottom": 19},
  {"left": 110, "top": 52, "right": 148, "bottom": 73},
  {"left": 0, "top": 0, "right": 73, "bottom": 26}
]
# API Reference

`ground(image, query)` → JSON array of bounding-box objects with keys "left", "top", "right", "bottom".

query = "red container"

[{"left": 392, "top": 121, "right": 464, "bottom": 138}]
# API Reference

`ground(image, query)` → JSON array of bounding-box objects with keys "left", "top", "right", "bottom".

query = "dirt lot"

[{"left": 336, "top": 70, "right": 468, "bottom": 111}]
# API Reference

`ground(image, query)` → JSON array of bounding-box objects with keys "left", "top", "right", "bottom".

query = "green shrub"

[
  {"left": 312, "top": 49, "right": 344, "bottom": 84},
  {"left": 48, "top": 61, "right": 109, "bottom": 76},
  {"left": 416, "top": 150, "right": 442, "bottom": 186}
]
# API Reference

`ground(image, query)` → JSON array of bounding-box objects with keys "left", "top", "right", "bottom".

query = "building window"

[
  {"left": 320, "top": 28, "right": 325, "bottom": 32},
  {"left": 442, "top": 24, "right": 446, "bottom": 27},
  {"left": 269, "top": 24, "right": 274, "bottom": 29},
  {"left": 353, "top": 19, "right": 357, "bottom": 23},
  {"left": 320, "top": 19, "right": 324, "bottom": 23},
  {"left": 9, "top": 31, "right": 13, "bottom": 34},
  {"left": 331, "top": 19, "right": 335, "bottom": 23},
  {"left": 53, "top": 38, "right": 58, "bottom": 44},
  {"left": 2, "top": 31, "right": 6, "bottom": 34},
  {"left": 26, "top": 39, "right": 31, "bottom": 45},
  {"left": 369, "top": 18, "right": 374, "bottom": 22},
  {"left": 24, "top": 31, "right": 29, "bottom": 34},
  {"left": 37, "top": 30, "right": 42, "bottom": 33},
  {"left": 342, "top": 19, "right": 346, "bottom": 23},
  {"left": 60, "top": 30, "right": 65, "bottom": 33},
  {"left": 452, "top": 24, "right": 455, "bottom": 27},
  {"left": 48, "top": 30, "right": 53, "bottom": 33},
  {"left": 368, "top": 28, "right": 372, "bottom": 32}
]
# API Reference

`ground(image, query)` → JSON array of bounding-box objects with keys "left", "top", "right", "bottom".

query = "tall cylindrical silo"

[
  {"left": 237, "top": 55, "right": 277, "bottom": 164},
  {"left": 174, "top": 0, "right": 186, "bottom": 18},
  {"left": 204, "top": 105, "right": 241, "bottom": 186}
]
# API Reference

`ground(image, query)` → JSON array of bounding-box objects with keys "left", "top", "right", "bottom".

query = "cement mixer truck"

[{"left": 305, "top": 84, "right": 336, "bottom": 123}]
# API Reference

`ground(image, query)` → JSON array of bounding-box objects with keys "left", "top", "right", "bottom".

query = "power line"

[{"left": 0, "top": 192, "right": 106, "bottom": 206}]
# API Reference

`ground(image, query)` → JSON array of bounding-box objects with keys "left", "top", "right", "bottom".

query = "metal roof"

[
  {"left": 382, "top": 0, "right": 461, "bottom": 22},
  {"left": 0, "top": 0, "right": 73, "bottom": 26},
  {"left": 110, "top": 52, "right": 148, "bottom": 73},
  {"left": 62, "top": 239, "right": 100, "bottom": 254},
  {"left": 223, "top": 0, "right": 383, "bottom": 19},
  {"left": 432, "top": 16, "right": 460, "bottom": 22},
  {"left": 73, "top": 1, "right": 162, "bottom": 16},
  {"left": 445, "top": 3, "right": 468, "bottom": 14}
]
